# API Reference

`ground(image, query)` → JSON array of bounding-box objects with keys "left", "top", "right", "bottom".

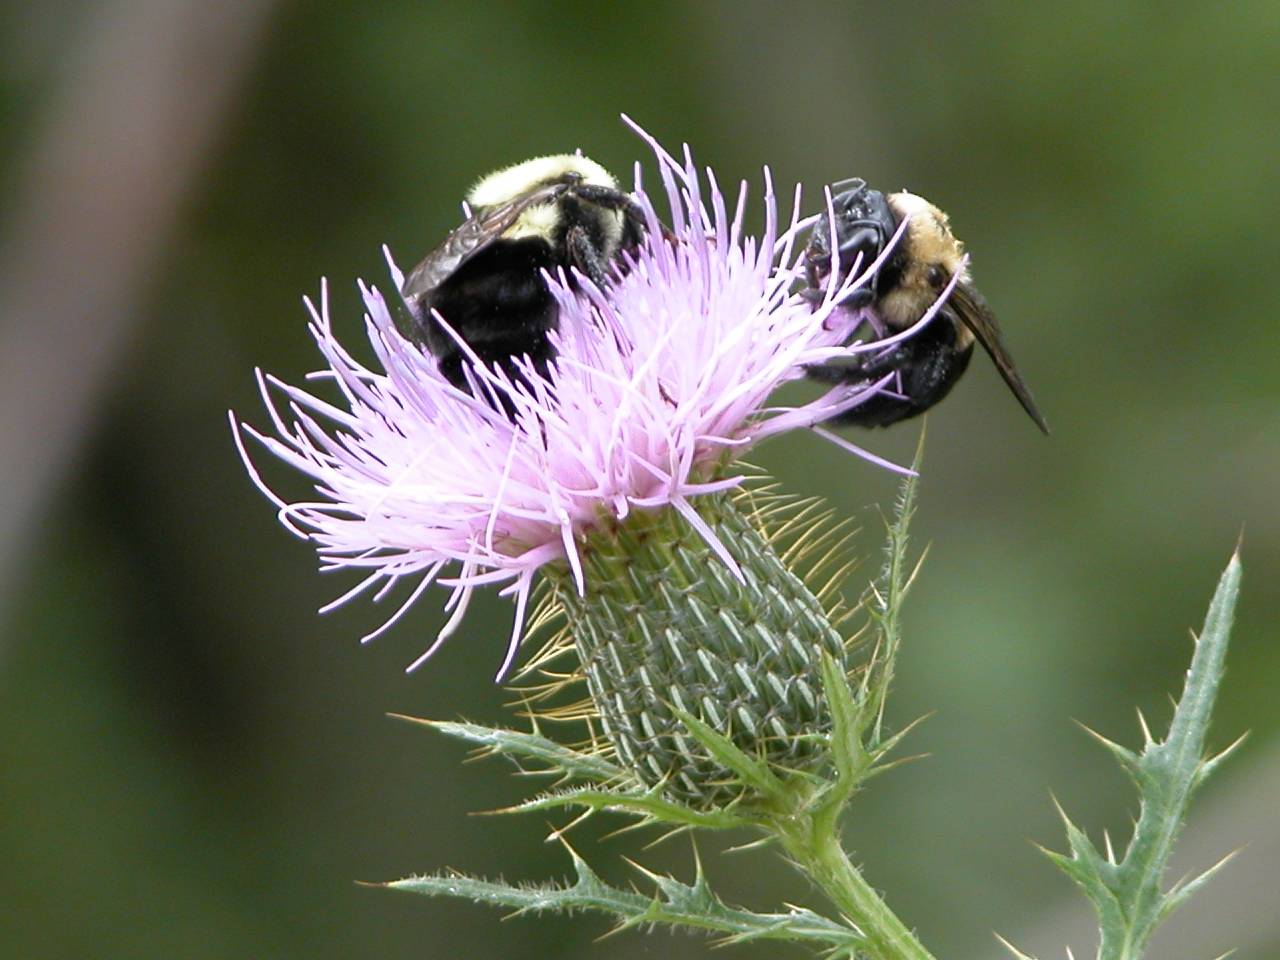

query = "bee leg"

[
  {"left": 800, "top": 288, "right": 876, "bottom": 316},
  {"left": 802, "top": 266, "right": 875, "bottom": 308},
  {"left": 619, "top": 198, "right": 650, "bottom": 248},
  {"left": 804, "top": 255, "right": 861, "bottom": 306},
  {"left": 818, "top": 320, "right": 974, "bottom": 428},
  {"left": 833, "top": 229, "right": 882, "bottom": 303},
  {"left": 803, "top": 357, "right": 872, "bottom": 384},
  {"left": 566, "top": 224, "right": 611, "bottom": 286},
  {"left": 838, "top": 232, "right": 880, "bottom": 267},
  {"left": 802, "top": 339, "right": 903, "bottom": 387},
  {"left": 805, "top": 254, "right": 826, "bottom": 291},
  {"left": 574, "top": 186, "right": 662, "bottom": 236},
  {"left": 571, "top": 183, "right": 633, "bottom": 209},
  {"left": 836, "top": 287, "right": 875, "bottom": 309}
]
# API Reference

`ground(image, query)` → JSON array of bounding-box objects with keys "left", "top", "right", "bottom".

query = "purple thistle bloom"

[{"left": 233, "top": 124, "right": 935, "bottom": 678}]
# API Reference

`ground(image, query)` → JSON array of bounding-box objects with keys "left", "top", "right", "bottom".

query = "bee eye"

[{"left": 926, "top": 265, "right": 948, "bottom": 289}]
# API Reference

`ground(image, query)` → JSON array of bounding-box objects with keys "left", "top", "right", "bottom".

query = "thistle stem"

[{"left": 777, "top": 813, "right": 935, "bottom": 960}]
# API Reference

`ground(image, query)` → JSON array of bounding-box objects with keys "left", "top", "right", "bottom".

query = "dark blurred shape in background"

[{"left": 1, "top": 3, "right": 1276, "bottom": 959}]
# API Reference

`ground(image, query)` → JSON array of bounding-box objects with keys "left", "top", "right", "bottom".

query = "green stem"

[{"left": 777, "top": 812, "right": 935, "bottom": 960}]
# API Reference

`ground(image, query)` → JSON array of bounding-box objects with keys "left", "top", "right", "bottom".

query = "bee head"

[{"left": 807, "top": 179, "right": 900, "bottom": 292}]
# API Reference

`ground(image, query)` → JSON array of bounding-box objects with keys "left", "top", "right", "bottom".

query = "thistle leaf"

[
  {"left": 1158, "top": 849, "right": 1241, "bottom": 924},
  {"left": 820, "top": 652, "right": 872, "bottom": 792},
  {"left": 387, "top": 847, "right": 865, "bottom": 953},
  {"left": 668, "top": 706, "right": 787, "bottom": 802},
  {"left": 1043, "top": 551, "right": 1242, "bottom": 960},
  {"left": 402, "top": 717, "right": 625, "bottom": 783},
  {"left": 865, "top": 432, "right": 925, "bottom": 745},
  {"left": 504, "top": 784, "right": 751, "bottom": 832}
]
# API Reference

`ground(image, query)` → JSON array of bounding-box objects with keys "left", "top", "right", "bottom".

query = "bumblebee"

[
  {"left": 401, "top": 154, "right": 646, "bottom": 395},
  {"left": 803, "top": 179, "right": 1048, "bottom": 433}
]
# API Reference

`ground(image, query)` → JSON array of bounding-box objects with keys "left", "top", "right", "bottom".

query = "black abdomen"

[
  {"left": 809, "top": 312, "right": 974, "bottom": 428},
  {"left": 417, "top": 237, "right": 558, "bottom": 393}
]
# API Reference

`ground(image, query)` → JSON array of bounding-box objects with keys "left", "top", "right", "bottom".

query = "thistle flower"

[
  {"left": 233, "top": 125, "right": 932, "bottom": 682},
  {"left": 231, "top": 129, "right": 1246, "bottom": 960}
]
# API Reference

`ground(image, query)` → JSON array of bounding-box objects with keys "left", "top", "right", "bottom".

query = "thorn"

[
  {"left": 1074, "top": 719, "right": 1139, "bottom": 764},
  {"left": 545, "top": 808, "right": 593, "bottom": 841},
  {"left": 593, "top": 919, "right": 639, "bottom": 943},
  {"left": 1048, "top": 792, "right": 1070, "bottom": 824},
  {"left": 1029, "top": 839, "right": 1061, "bottom": 859},
  {"left": 1103, "top": 829, "right": 1117, "bottom": 864},
  {"left": 1136, "top": 707, "right": 1155, "bottom": 745},
  {"left": 723, "top": 835, "right": 776, "bottom": 855},
  {"left": 1201, "top": 730, "right": 1250, "bottom": 775},
  {"left": 688, "top": 837, "right": 705, "bottom": 881},
  {"left": 993, "top": 931, "right": 1037, "bottom": 960},
  {"left": 1196, "top": 846, "right": 1244, "bottom": 881},
  {"left": 622, "top": 855, "right": 663, "bottom": 885},
  {"left": 903, "top": 543, "right": 932, "bottom": 592},
  {"left": 637, "top": 824, "right": 690, "bottom": 849},
  {"left": 607, "top": 818, "right": 666, "bottom": 844},
  {"left": 552, "top": 831, "right": 586, "bottom": 865}
]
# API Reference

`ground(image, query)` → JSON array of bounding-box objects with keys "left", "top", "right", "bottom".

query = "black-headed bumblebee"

[
  {"left": 803, "top": 179, "right": 1049, "bottom": 434},
  {"left": 401, "top": 154, "right": 646, "bottom": 394}
]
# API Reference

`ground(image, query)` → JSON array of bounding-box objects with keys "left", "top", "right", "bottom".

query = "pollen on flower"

[{"left": 232, "top": 122, "right": 932, "bottom": 679}]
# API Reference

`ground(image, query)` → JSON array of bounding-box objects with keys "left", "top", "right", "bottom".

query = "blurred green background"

[{"left": 2, "top": 2, "right": 1276, "bottom": 958}]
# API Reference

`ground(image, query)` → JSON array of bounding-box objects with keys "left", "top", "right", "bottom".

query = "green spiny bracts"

[{"left": 546, "top": 491, "right": 853, "bottom": 809}]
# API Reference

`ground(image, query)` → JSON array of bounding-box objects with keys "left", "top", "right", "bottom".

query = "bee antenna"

[{"left": 829, "top": 176, "right": 867, "bottom": 193}]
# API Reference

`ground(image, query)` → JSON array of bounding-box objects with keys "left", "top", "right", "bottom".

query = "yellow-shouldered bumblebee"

[
  {"left": 401, "top": 154, "right": 646, "bottom": 393},
  {"left": 803, "top": 179, "right": 1049, "bottom": 433}
]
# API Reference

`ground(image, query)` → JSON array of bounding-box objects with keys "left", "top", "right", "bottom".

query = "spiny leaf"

[
  {"left": 1158, "top": 849, "right": 1241, "bottom": 924},
  {"left": 1043, "top": 551, "right": 1243, "bottom": 960},
  {"left": 1073, "top": 721, "right": 1143, "bottom": 783},
  {"left": 1194, "top": 731, "right": 1249, "bottom": 788},
  {"left": 820, "top": 652, "right": 872, "bottom": 792},
  {"left": 386, "top": 849, "right": 865, "bottom": 952},
  {"left": 668, "top": 706, "right": 786, "bottom": 801},
  {"left": 865, "top": 714, "right": 929, "bottom": 769},
  {"left": 503, "top": 784, "right": 751, "bottom": 832},
  {"left": 401, "top": 717, "right": 625, "bottom": 782},
  {"left": 408, "top": 718, "right": 759, "bottom": 834},
  {"left": 865, "top": 430, "right": 925, "bottom": 745}
]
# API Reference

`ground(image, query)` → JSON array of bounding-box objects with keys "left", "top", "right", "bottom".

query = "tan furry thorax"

[
  {"left": 466, "top": 153, "right": 626, "bottom": 249},
  {"left": 467, "top": 154, "right": 617, "bottom": 208},
  {"left": 879, "top": 192, "right": 974, "bottom": 347}
]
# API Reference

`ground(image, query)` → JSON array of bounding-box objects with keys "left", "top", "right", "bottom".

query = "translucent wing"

[
  {"left": 400, "top": 181, "right": 571, "bottom": 309},
  {"left": 950, "top": 282, "right": 1050, "bottom": 434}
]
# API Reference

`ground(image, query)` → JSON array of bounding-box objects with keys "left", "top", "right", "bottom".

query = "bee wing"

[
  {"left": 401, "top": 182, "right": 568, "bottom": 307},
  {"left": 950, "top": 282, "right": 1051, "bottom": 435}
]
